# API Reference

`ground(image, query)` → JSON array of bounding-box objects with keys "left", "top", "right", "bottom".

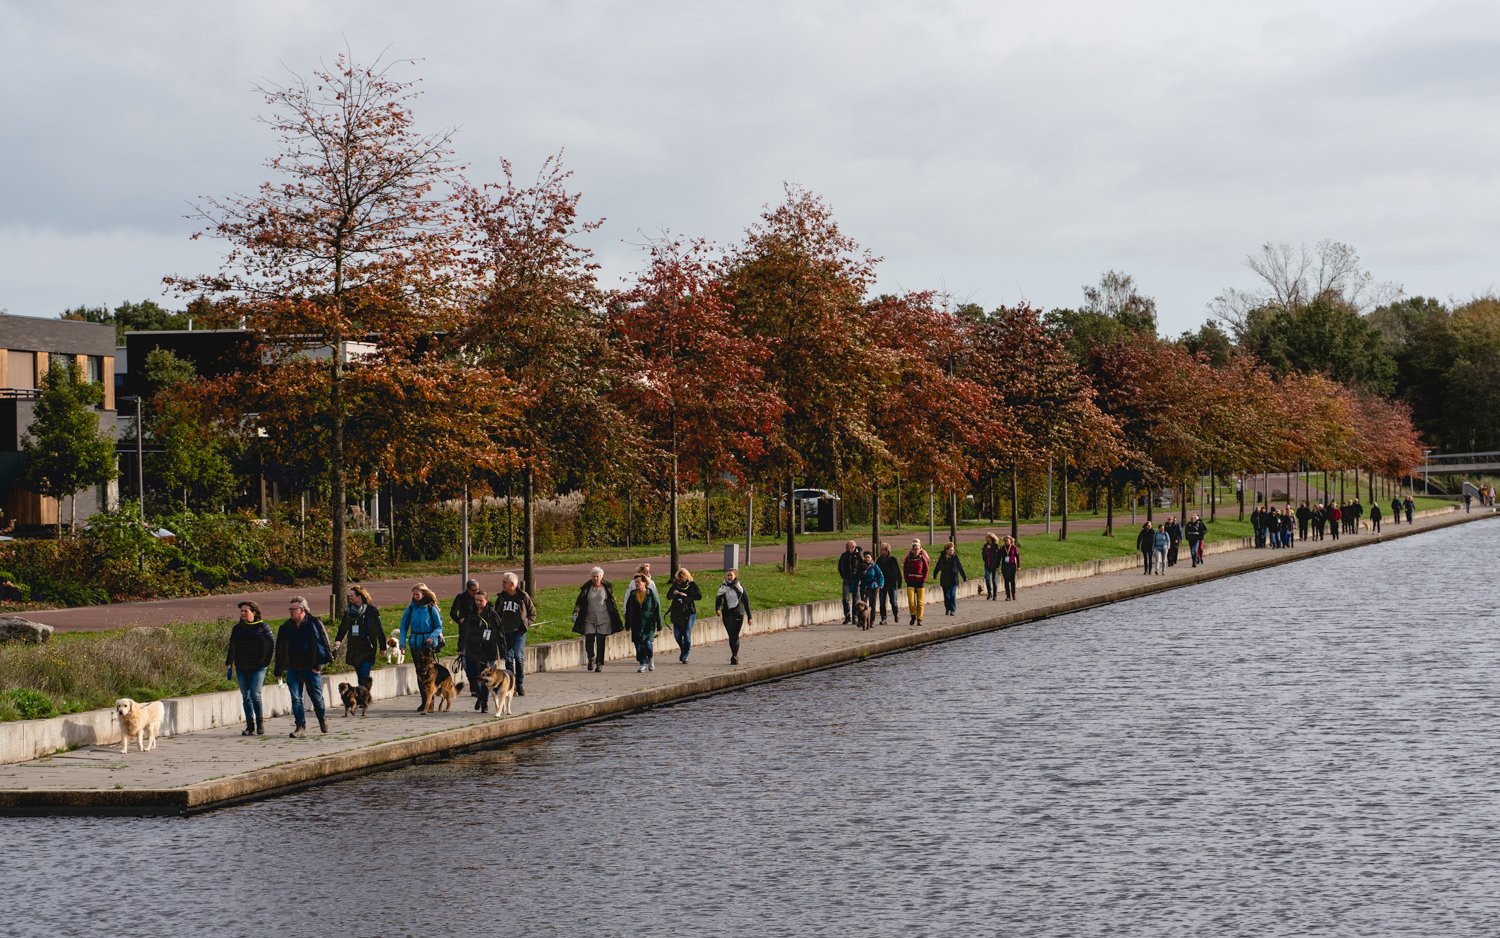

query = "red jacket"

[{"left": 902, "top": 550, "right": 929, "bottom": 587}]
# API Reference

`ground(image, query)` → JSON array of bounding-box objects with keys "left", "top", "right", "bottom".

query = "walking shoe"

[
  {"left": 587, "top": 659, "right": 595, "bottom": 672},
  {"left": 638, "top": 664, "right": 647, "bottom": 673},
  {"left": 290, "top": 725, "right": 305, "bottom": 738},
  {"left": 842, "top": 617, "right": 851, "bottom": 625},
  {"left": 255, "top": 718, "right": 264, "bottom": 735},
  {"left": 317, "top": 717, "right": 328, "bottom": 734},
  {"left": 242, "top": 720, "right": 255, "bottom": 736},
  {"left": 648, "top": 660, "right": 655, "bottom": 672},
  {"left": 731, "top": 655, "right": 738, "bottom": 665},
  {"left": 679, "top": 653, "right": 687, "bottom": 663},
  {"left": 517, "top": 687, "right": 525, "bottom": 696},
  {"left": 474, "top": 698, "right": 483, "bottom": 710}
]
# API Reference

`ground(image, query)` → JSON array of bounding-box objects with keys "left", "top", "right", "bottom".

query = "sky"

[{"left": 2, "top": 0, "right": 1497, "bottom": 336}]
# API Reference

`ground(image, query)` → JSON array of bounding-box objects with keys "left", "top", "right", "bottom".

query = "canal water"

[{"left": 4, "top": 520, "right": 1498, "bottom": 937}]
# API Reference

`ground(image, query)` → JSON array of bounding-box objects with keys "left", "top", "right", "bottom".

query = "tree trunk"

[
  {"left": 523, "top": 465, "right": 535, "bottom": 597},
  {"left": 1210, "top": 468, "right": 1217, "bottom": 522},
  {"left": 949, "top": 489, "right": 958, "bottom": 545},
  {"left": 669, "top": 453, "right": 680, "bottom": 577},
  {"left": 1105, "top": 482, "right": 1113, "bottom": 536},
  {"left": 872, "top": 481, "right": 881, "bottom": 561},
  {"left": 506, "top": 481, "right": 514, "bottom": 560},
  {"left": 703, "top": 458, "right": 713, "bottom": 548},
  {"left": 785, "top": 468, "right": 797, "bottom": 573},
  {"left": 1010, "top": 464, "right": 1019, "bottom": 542},
  {"left": 1059, "top": 460, "right": 1069, "bottom": 541},
  {"left": 330, "top": 353, "right": 347, "bottom": 620}
]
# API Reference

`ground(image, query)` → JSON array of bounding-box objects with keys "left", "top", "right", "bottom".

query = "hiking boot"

[
  {"left": 317, "top": 717, "right": 328, "bottom": 734},
  {"left": 730, "top": 655, "right": 738, "bottom": 665},
  {"left": 255, "top": 718, "right": 264, "bottom": 735},
  {"left": 480, "top": 702, "right": 488, "bottom": 713},
  {"left": 241, "top": 720, "right": 255, "bottom": 736},
  {"left": 587, "top": 659, "right": 595, "bottom": 672},
  {"left": 516, "top": 687, "right": 525, "bottom": 696},
  {"left": 474, "top": 698, "right": 482, "bottom": 711},
  {"left": 290, "top": 725, "right": 306, "bottom": 739}
]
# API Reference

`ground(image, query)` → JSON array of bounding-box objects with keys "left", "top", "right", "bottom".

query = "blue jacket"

[
  {"left": 400, "top": 601, "right": 444, "bottom": 651},
  {"left": 1152, "top": 531, "right": 1169, "bottom": 551},
  {"left": 858, "top": 563, "right": 884, "bottom": 590}
]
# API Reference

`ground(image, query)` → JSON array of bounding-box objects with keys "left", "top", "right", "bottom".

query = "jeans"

[
  {"left": 235, "top": 666, "right": 267, "bottom": 723},
  {"left": 503, "top": 632, "right": 526, "bottom": 691},
  {"left": 1154, "top": 548, "right": 1167, "bottom": 572},
  {"left": 983, "top": 568, "right": 999, "bottom": 598},
  {"left": 906, "top": 586, "right": 925, "bottom": 622},
  {"left": 585, "top": 632, "right": 608, "bottom": 665},
  {"left": 1186, "top": 539, "right": 1201, "bottom": 566},
  {"left": 673, "top": 614, "right": 696, "bottom": 659},
  {"left": 1406, "top": 509, "right": 1413, "bottom": 523},
  {"left": 353, "top": 661, "right": 373, "bottom": 687},
  {"left": 284, "top": 668, "right": 325, "bottom": 726},
  {"left": 1142, "top": 550, "right": 1153, "bottom": 574},
  {"left": 1001, "top": 563, "right": 1017, "bottom": 599},
  {"left": 842, "top": 578, "right": 857, "bottom": 621},
  {"left": 466, "top": 657, "right": 496, "bottom": 706},
  {"left": 634, "top": 636, "right": 654, "bottom": 664},
  {"left": 879, "top": 586, "right": 899, "bottom": 620},
  {"left": 723, "top": 614, "right": 744, "bottom": 658},
  {"left": 942, "top": 584, "right": 957, "bottom": 614}
]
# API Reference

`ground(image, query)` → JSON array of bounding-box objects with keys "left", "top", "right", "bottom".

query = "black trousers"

[
  {"left": 723, "top": 614, "right": 744, "bottom": 657},
  {"left": 1000, "top": 563, "right": 1017, "bottom": 600},
  {"left": 1167, "top": 542, "right": 1179, "bottom": 566},
  {"left": 585, "top": 632, "right": 608, "bottom": 663}
]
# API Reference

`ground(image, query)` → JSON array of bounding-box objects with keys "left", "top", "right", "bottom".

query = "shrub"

[{"left": 4, "top": 687, "right": 56, "bottom": 720}]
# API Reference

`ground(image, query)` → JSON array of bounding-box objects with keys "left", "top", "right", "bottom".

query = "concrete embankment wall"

[{"left": 0, "top": 507, "right": 1459, "bottom": 766}]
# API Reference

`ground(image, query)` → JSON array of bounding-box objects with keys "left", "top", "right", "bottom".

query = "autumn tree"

[
  {"left": 723, "top": 186, "right": 878, "bottom": 572},
  {"left": 609, "top": 235, "right": 781, "bottom": 573},
  {"left": 169, "top": 54, "right": 460, "bottom": 616}
]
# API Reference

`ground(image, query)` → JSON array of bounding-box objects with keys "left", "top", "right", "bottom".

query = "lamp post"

[{"left": 119, "top": 396, "right": 144, "bottom": 524}]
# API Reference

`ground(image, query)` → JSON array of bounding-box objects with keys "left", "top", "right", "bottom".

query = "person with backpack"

[
  {"left": 334, "top": 584, "right": 385, "bottom": 690},
  {"left": 666, "top": 568, "right": 702, "bottom": 664},
  {"left": 902, "top": 540, "right": 930, "bottom": 626},
  {"left": 980, "top": 533, "right": 1003, "bottom": 601},
  {"left": 400, "top": 583, "right": 445, "bottom": 658},
  {"left": 226, "top": 600, "right": 274, "bottom": 737},
  {"left": 933, "top": 541, "right": 968, "bottom": 616},
  {"left": 273, "top": 596, "right": 334, "bottom": 738},
  {"left": 875, "top": 543, "right": 902, "bottom": 625},
  {"left": 714, "top": 568, "right": 753, "bottom": 665},
  {"left": 999, "top": 535, "right": 1020, "bottom": 601},
  {"left": 495, "top": 573, "right": 535, "bottom": 696}
]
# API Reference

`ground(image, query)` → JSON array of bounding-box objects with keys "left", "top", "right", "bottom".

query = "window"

[{"left": 87, "top": 355, "right": 103, "bottom": 384}]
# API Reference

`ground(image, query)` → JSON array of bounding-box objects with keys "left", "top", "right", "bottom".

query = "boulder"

[{"left": 0, "top": 616, "right": 53, "bottom": 644}]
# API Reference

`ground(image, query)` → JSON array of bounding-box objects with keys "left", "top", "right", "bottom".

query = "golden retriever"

[{"left": 115, "top": 698, "right": 165, "bottom": 754}]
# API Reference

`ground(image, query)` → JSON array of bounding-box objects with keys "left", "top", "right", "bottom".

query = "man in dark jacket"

[
  {"left": 1136, "top": 522, "right": 1155, "bottom": 574},
  {"left": 495, "top": 573, "right": 536, "bottom": 696},
  {"left": 1392, "top": 495, "right": 1403, "bottom": 524},
  {"left": 274, "top": 596, "right": 334, "bottom": 738},
  {"left": 450, "top": 579, "right": 481, "bottom": 638},
  {"left": 875, "top": 543, "right": 902, "bottom": 625},
  {"left": 1403, "top": 495, "right": 1414, "bottom": 523},
  {"left": 1184, "top": 514, "right": 1207, "bottom": 567},
  {"left": 1251, "top": 506, "right": 1264, "bottom": 548},
  {"left": 1295, "top": 502, "right": 1311, "bottom": 541},
  {"left": 1165, "top": 517, "right": 1182, "bottom": 566},
  {"left": 837, "top": 540, "right": 861, "bottom": 624},
  {"left": 1370, "top": 500, "right": 1382, "bottom": 533}
]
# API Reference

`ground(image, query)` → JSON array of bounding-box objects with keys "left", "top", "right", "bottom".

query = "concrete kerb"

[
  {"left": 0, "top": 506, "right": 1486, "bottom": 816},
  {"left": 0, "top": 505, "right": 1464, "bottom": 768}
]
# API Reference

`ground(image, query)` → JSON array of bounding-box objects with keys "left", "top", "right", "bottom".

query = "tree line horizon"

[{"left": 38, "top": 54, "right": 1490, "bottom": 615}]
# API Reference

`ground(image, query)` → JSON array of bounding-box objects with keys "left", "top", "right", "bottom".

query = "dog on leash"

[
  {"left": 385, "top": 637, "right": 405, "bottom": 665},
  {"left": 115, "top": 698, "right": 165, "bottom": 754},
  {"left": 413, "top": 645, "right": 463, "bottom": 714},
  {"left": 476, "top": 664, "right": 517, "bottom": 717},
  {"left": 853, "top": 599, "right": 873, "bottom": 631},
  {"left": 338, "top": 681, "right": 373, "bottom": 717}
]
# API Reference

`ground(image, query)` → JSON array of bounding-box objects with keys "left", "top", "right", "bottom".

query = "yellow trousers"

[{"left": 906, "top": 586, "right": 924, "bottom": 622}]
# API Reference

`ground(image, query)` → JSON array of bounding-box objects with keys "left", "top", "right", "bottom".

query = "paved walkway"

[{"left": 5, "top": 507, "right": 1479, "bottom": 797}]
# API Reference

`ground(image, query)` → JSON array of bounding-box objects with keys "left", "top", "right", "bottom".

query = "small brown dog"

[
  {"left": 853, "top": 599, "right": 873, "bottom": 631},
  {"left": 385, "top": 636, "right": 404, "bottom": 665},
  {"left": 413, "top": 646, "right": 462, "bottom": 714},
  {"left": 338, "top": 681, "right": 372, "bottom": 717},
  {"left": 476, "top": 663, "right": 516, "bottom": 717}
]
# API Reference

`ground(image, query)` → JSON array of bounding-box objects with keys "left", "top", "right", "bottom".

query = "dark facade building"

[{"left": 0, "top": 314, "right": 119, "bottom": 527}]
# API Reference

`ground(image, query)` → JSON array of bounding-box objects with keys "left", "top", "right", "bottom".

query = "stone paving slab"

[{"left": 1, "top": 507, "right": 1485, "bottom": 808}]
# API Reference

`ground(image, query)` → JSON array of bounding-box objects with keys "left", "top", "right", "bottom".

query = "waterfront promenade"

[{"left": 0, "top": 506, "right": 1483, "bottom": 814}]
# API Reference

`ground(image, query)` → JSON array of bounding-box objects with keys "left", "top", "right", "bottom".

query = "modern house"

[{"left": 0, "top": 314, "right": 119, "bottom": 527}]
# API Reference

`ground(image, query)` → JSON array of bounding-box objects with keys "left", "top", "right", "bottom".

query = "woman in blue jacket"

[
  {"left": 857, "top": 550, "right": 883, "bottom": 619},
  {"left": 400, "top": 583, "right": 445, "bottom": 656},
  {"left": 1152, "top": 526, "right": 1169, "bottom": 576}
]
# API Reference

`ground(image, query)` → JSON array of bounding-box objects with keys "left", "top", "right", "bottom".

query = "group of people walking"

[
  {"left": 571, "top": 563, "right": 754, "bottom": 671},
  {"left": 1134, "top": 515, "right": 1208, "bottom": 575}
]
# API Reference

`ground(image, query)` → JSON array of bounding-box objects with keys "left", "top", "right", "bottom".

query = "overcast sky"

[{"left": 2, "top": 1, "right": 1496, "bottom": 335}]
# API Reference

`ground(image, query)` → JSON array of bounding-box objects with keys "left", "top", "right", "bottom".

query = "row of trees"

[{"left": 87, "top": 55, "right": 1423, "bottom": 615}]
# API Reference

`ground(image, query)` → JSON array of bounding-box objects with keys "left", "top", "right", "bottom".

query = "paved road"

[{"left": 29, "top": 507, "right": 1227, "bottom": 633}]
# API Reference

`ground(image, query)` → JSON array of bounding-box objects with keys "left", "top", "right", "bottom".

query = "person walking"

[
  {"left": 1185, "top": 514, "right": 1207, "bottom": 567},
  {"left": 715, "top": 568, "right": 752, "bottom": 665},
  {"left": 1165, "top": 516, "right": 1182, "bottom": 566},
  {"left": 465, "top": 590, "right": 503, "bottom": 712},
  {"left": 837, "top": 540, "right": 861, "bottom": 624},
  {"left": 876, "top": 543, "right": 902, "bottom": 624},
  {"left": 1329, "top": 503, "right": 1341, "bottom": 540},
  {"left": 934, "top": 541, "right": 967, "bottom": 616},
  {"left": 624, "top": 574, "right": 661, "bottom": 673},
  {"left": 1251, "top": 506, "right": 1264, "bottom": 548},
  {"left": 273, "top": 596, "right": 333, "bottom": 738},
  {"left": 1465, "top": 491, "right": 1473, "bottom": 513},
  {"left": 981, "top": 533, "right": 1003, "bottom": 601},
  {"left": 333, "top": 585, "right": 385, "bottom": 690},
  {"left": 572, "top": 567, "right": 623, "bottom": 673},
  {"left": 450, "top": 578, "right": 481, "bottom": 644},
  {"left": 1152, "top": 524, "right": 1169, "bottom": 575},
  {"left": 902, "top": 540, "right": 930, "bottom": 625},
  {"left": 857, "top": 549, "right": 883, "bottom": 619},
  {"left": 400, "top": 583, "right": 445, "bottom": 659},
  {"left": 1296, "top": 501, "right": 1311, "bottom": 542},
  {"left": 225, "top": 600, "right": 274, "bottom": 736},
  {"left": 495, "top": 573, "right": 534, "bottom": 696},
  {"left": 999, "top": 535, "right": 1020, "bottom": 601},
  {"left": 1403, "top": 494, "right": 1414, "bottom": 523},
  {"left": 666, "top": 568, "right": 702, "bottom": 664},
  {"left": 1370, "top": 500, "right": 1382, "bottom": 533},
  {"left": 1136, "top": 521, "right": 1155, "bottom": 574}
]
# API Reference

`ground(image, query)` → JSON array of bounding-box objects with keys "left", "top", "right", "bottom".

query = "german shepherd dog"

[
  {"left": 414, "top": 645, "right": 463, "bottom": 714},
  {"left": 338, "top": 681, "right": 373, "bottom": 717},
  {"left": 476, "top": 663, "right": 517, "bottom": 717},
  {"left": 853, "top": 599, "right": 874, "bottom": 631}
]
